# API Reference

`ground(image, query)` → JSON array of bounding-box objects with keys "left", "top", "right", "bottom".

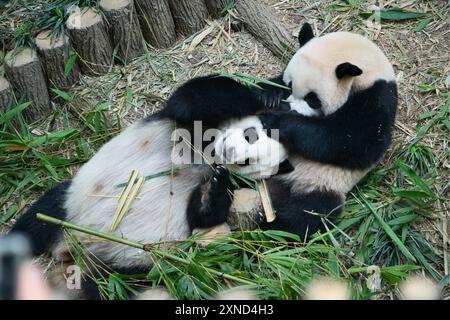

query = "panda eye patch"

[
  {"left": 244, "top": 127, "right": 259, "bottom": 144},
  {"left": 303, "top": 92, "right": 322, "bottom": 109}
]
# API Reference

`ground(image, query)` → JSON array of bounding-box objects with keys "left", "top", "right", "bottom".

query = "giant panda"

[
  {"left": 10, "top": 23, "right": 397, "bottom": 299},
  {"left": 160, "top": 22, "right": 398, "bottom": 238},
  {"left": 9, "top": 66, "right": 288, "bottom": 300}
]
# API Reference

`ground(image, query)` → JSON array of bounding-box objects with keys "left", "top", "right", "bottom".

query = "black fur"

[
  {"left": 82, "top": 264, "right": 151, "bottom": 300},
  {"left": 156, "top": 75, "right": 265, "bottom": 126},
  {"left": 335, "top": 62, "right": 363, "bottom": 79},
  {"left": 298, "top": 22, "right": 315, "bottom": 47},
  {"left": 251, "top": 74, "right": 292, "bottom": 110},
  {"left": 186, "top": 166, "right": 234, "bottom": 230},
  {"left": 155, "top": 74, "right": 291, "bottom": 126},
  {"left": 262, "top": 179, "right": 344, "bottom": 239},
  {"left": 10, "top": 181, "right": 70, "bottom": 256},
  {"left": 260, "top": 80, "right": 398, "bottom": 170}
]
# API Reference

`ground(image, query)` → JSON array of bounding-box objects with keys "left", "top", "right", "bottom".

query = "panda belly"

[
  {"left": 60, "top": 119, "right": 205, "bottom": 267},
  {"left": 282, "top": 155, "right": 370, "bottom": 194}
]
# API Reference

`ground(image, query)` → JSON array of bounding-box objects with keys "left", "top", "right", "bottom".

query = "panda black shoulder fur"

[{"left": 10, "top": 23, "right": 397, "bottom": 299}]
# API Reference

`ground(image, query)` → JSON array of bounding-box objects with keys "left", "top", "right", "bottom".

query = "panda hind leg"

[
  {"left": 9, "top": 181, "right": 71, "bottom": 256},
  {"left": 262, "top": 188, "right": 344, "bottom": 241},
  {"left": 186, "top": 165, "right": 234, "bottom": 231}
]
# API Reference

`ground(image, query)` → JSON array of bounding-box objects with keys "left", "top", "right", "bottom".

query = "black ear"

[
  {"left": 335, "top": 62, "right": 363, "bottom": 79},
  {"left": 298, "top": 23, "right": 314, "bottom": 47}
]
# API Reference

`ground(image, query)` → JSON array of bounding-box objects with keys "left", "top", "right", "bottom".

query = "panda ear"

[
  {"left": 335, "top": 62, "right": 363, "bottom": 79},
  {"left": 298, "top": 23, "right": 314, "bottom": 47}
]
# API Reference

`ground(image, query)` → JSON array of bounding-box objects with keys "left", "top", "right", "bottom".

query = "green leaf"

[
  {"left": 64, "top": 51, "right": 77, "bottom": 78},
  {"left": 0, "top": 102, "right": 31, "bottom": 125},
  {"left": 415, "top": 17, "right": 433, "bottom": 32},
  {"left": 359, "top": 193, "right": 416, "bottom": 262},
  {"left": 51, "top": 88, "right": 73, "bottom": 102},
  {"left": 360, "top": 8, "right": 426, "bottom": 21},
  {"left": 388, "top": 214, "right": 418, "bottom": 226},
  {"left": 396, "top": 160, "right": 435, "bottom": 197}
]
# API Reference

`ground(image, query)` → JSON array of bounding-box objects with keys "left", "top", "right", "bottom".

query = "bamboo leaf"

[{"left": 359, "top": 193, "right": 416, "bottom": 262}]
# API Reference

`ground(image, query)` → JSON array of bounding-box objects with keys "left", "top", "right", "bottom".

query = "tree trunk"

[
  {"left": 66, "top": 7, "right": 113, "bottom": 75},
  {"left": 100, "top": 0, "right": 145, "bottom": 63},
  {"left": 4, "top": 47, "right": 51, "bottom": 122},
  {"left": 135, "top": 0, "right": 177, "bottom": 48},
  {"left": 168, "top": 0, "right": 209, "bottom": 35},
  {"left": 205, "top": 0, "right": 230, "bottom": 18},
  {"left": 234, "top": 0, "right": 294, "bottom": 59},
  {"left": 0, "top": 76, "right": 13, "bottom": 111},
  {"left": 35, "top": 30, "right": 80, "bottom": 89}
]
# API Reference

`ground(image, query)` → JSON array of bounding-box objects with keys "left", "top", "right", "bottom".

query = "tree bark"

[
  {"left": 205, "top": 0, "right": 230, "bottom": 18},
  {"left": 235, "top": 0, "right": 294, "bottom": 59},
  {"left": 66, "top": 7, "right": 113, "bottom": 75},
  {"left": 35, "top": 30, "right": 80, "bottom": 89},
  {"left": 135, "top": 0, "right": 177, "bottom": 48},
  {"left": 168, "top": 0, "right": 209, "bottom": 35},
  {"left": 100, "top": 0, "right": 145, "bottom": 63},
  {"left": 0, "top": 76, "right": 13, "bottom": 111},
  {"left": 4, "top": 47, "right": 51, "bottom": 122}
]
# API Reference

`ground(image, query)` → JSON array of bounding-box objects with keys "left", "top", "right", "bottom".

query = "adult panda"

[{"left": 162, "top": 22, "right": 398, "bottom": 238}]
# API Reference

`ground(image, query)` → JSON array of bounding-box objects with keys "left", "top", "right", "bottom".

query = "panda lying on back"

[
  {"left": 10, "top": 23, "right": 397, "bottom": 299},
  {"left": 163, "top": 22, "right": 398, "bottom": 238}
]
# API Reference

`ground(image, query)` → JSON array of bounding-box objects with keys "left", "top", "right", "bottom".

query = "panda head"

[
  {"left": 215, "top": 116, "right": 289, "bottom": 179},
  {"left": 284, "top": 23, "right": 396, "bottom": 116}
]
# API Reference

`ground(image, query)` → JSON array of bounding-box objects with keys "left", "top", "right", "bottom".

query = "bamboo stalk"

[
  {"left": 36, "top": 213, "right": 143, "bottom": 249},
  {"left": 36, "top": 213, "right": 255, "bottom": 285}
]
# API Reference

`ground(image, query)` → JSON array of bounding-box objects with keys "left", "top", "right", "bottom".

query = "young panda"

[
  {"left": 164, "top": 22, "right": 398, "bottom": 238},
  {"left": 9, "top": 64, "right": 287, "bottom": 299}
]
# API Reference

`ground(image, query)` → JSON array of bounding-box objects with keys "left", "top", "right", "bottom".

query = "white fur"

[
  {"left": 283, "top": 31, "right": 395, "bottom": 115},
  {"left": 59, "top": 119, "right": 206, "bottom": 268},
  {"left": 214, "top": 116, "right": 288, "bottom": 178},
  {"left": 286, "top": 95, "right": 321, "bottom": 117}
]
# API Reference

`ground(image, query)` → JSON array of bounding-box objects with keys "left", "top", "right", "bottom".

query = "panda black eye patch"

[
  {"left": 243, "top": 127, "right": 259, "bottom": 144},
  {"left": 303, "top": 92, "right": 322, "bottom": 109}
]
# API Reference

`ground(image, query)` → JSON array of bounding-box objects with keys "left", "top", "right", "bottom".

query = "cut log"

[
  {"left": 134, "top": 0, "right": 177, "bottom": 48},
  {"left": 235, "top": 0, "right": 294, "bottom": 59},
  {"left": 66, "top": 7, "right": 113, "bottom": 75},
  {"left": 35, "top": 30, "right": 80, "bottom": 88},
  {"left": 4, "top": 47, "right": 51, "bottom": 122},
  {"left": 168, "top": 0, "right": 209, "bottom": 35},
  {"left": 205, "top": 0, "right": 230, "bottom": 18},
  {"left": 0, "top": 76, "right": 13, "bottom": 111},
  {"left": 207, "top": 0, "right": 294, "bottom": 59},
  {"left": 99, "top": 0, "right": 145, "bottom": 63}
]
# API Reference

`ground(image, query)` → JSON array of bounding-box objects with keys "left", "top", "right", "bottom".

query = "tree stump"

[
  {"left": 4, "top": 47, "right": 51, "bottom": 122},
  {"left": 168, "top": 0, "right": 209, "bottom": 35},
  {"left": 135, "top": 0, "right": 177, "bottom": 48},
  {"left": 0, "top": 76, "right": 13, "bottom": 111},
  {"left": 99, "top": 0, "right": 144, "bottom": 63},
  {"left": 66, "top": 7, "right": 113, "bottom": 75},
  {"left": 205, "top": 0, "right": 230, "bottom": 18},
  {"left": 35, "top": 30, "right": 80, "bottom": 89}
]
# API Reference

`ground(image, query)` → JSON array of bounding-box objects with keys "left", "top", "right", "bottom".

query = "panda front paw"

[
  {"left": 254, "top": 86, "right": 285, "bottom": 109},
  {"left": 211, "top": 165, "right": 231, "bottom": 189}
]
